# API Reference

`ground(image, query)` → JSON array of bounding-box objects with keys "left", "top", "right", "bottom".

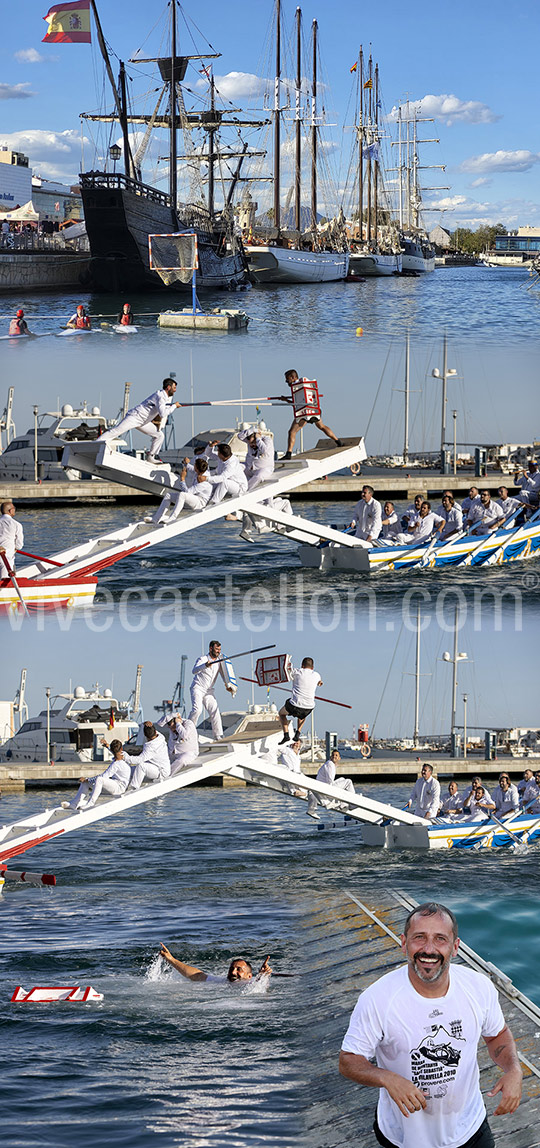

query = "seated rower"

[
  {"left": 306, "top": 749, "right": 356, "bottom": 820},
  {"left": 522, "top": 770, "right": 540, "bottom": 814},
  {"left": 491, "top": 772, "right": 519, "bottom": 816},
  {"left": 118, "top": 303, "right": 134, "bottom": 326},
  {"left": 9, "top": 308, "right": 31, "bottom": 336},
  {"left": 463, "top": 784, "right": 495, "bottom": 820},
  {"left": 62, "top": 737, "right": 131, "bottom": 811},
  {"left": 380, "top": 501, "right": 400, "bottom": 541},
  {"left": 392, "top": 501, "right": 445, "bottom": 547},
  {"left": 466, "top": 490, "right": 505, "bottom": 534},
  {"left": 67, "top": 303, "right": 91, "bottom": 330},
  {"left": 439, "top": 493, "right": 463, "bottom": 539},
  {"left": 439, "top": 780, "right": 463, "bottom": 818},
  {"left": 124, "top": 721, "right": 170, "bottom": 790}
]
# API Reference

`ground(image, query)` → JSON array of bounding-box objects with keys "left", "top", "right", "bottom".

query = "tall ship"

[
  {"left": 390, "top": 99, "right": 448, "bottom": 273},
  {"left": 79, "top": 1, "right": 266, "bottom": 292},
  {"left": 242, "top": 2, "right": 349, "bottom": 284},
  {"left": 346, "top": 48, "right": 402, "bottom": 278}
]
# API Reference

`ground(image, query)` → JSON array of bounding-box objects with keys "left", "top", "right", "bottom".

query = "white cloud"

[
  {"left": 0, "top": 128, "right": 88, "bottom": 182},
  {"left": 461, "top": 149, "right": 540, "bottom": 175},
  {"left": 470, "top": 177, "right": 491, "bottom": 188},
  {"left": 15, "top": 48, "right": 45, "bottom": 64},
  {"left": 424, "top": 192, "right": 540, "bottom": 227},
  {"left": 387, "top": 93, "right": 500, "bottom": 126},
  {"left": 0, "top": 82, "right": 34, "bottom": 100},
  {"left": 198, "top": 71, "right": 266, "bottom": 100}
]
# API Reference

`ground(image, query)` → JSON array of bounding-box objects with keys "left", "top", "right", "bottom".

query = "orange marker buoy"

[{"left": 355, "top": 327, "right": 363, "bottom": 337}]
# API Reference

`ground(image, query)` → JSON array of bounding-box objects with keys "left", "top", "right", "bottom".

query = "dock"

[
  {"left": 0, "top": 470, "right": 513, "bottom": 507},
  {"left": 301, "top": 890, "right": 540, "bottom": 1147},
  {"left": 0, "top": 756, "right": 523, "bottom": 792},
  {"left": 158, "top": 307, "right": 249, "bottom": 331}
]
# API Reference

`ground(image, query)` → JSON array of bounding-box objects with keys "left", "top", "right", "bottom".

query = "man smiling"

[{"left": 339, "top": 902, "right": 521, "bottom": 1148}]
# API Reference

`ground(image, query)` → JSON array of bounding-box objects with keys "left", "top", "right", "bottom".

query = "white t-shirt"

[
  {"left": 341, "top": 963, "right": 505, "bottom": 1148},
  {"left": 191, "top": 654, "right": 227, "bottom": 692},
  {"left": 290, "top": 667, "right": 320, "bottom": 709},
  {"left": 280, "top": 745, "right": 303, "bottom": 773},
  {"left": 317, "top": 759, "right": 337, "bottom": 785}
]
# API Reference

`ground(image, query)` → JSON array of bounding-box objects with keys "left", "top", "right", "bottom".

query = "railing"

[
  {"left": 80, "top": 170, "right": 171, "bottom": 208},
  {"left": 0, "top": 233, "right": 90, "bottom": 254}
]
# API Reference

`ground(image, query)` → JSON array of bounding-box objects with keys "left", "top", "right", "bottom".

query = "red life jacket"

[
  {"left": 76, "top": 314, "right": 90, "bottom": 329},
  {"left": 120, "top": 313, "right": 132, "bottom": 326},
  {"left": 9, "top": 318, "right": 22, "bottom": 335}
]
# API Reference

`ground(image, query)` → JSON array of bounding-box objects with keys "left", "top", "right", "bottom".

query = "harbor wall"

[{"left": 0, "top": 253, "right": 90, "bottom": 292}]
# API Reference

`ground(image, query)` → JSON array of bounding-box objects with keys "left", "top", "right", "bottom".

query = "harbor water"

[{"left": 1, "top": 784, "right": 540, "bottom": 1148}]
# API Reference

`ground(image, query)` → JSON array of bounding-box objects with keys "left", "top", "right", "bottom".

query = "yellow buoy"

[{"left": 356, "top": 327, "right": 363, "bottom": 337}]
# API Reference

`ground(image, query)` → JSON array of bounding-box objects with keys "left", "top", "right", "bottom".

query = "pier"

[
  {"left": 301, "top": 890, "right": 540, "bottom": 1147},
  {"left": 0, "top": 470, "right": 513, "bottom": 507},
  {"left": 0, "top": 756, "right": 524, "bottom": 792}
]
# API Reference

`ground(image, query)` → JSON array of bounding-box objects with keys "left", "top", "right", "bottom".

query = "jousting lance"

[
  {"left": 239, "top": 677, "right": 352, "bottom": 709},
  {"left": 210, "top": 644, "right": 277, "bottom": 666},
  {"left": 177, "top": 394, "right": 321, "bottom": 407}
]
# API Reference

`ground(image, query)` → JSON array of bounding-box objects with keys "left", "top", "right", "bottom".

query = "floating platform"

[
  {"left": 158, "top": 308, "right": 249, "bottom": 331},
  {"left": 301, "top": 890, "right": 540, "bottom": 1147}
]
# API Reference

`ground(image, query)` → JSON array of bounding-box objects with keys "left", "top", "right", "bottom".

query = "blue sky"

[{"left": 1, "top": 0, "right": 540, "bottom": 228}]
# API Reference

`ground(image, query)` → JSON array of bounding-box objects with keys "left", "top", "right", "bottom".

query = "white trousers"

[
  {"left": 129, "top": 761, "right": 161, "bottom": 790},
  {"left": 72, "top": 774, "right": 126, "bottom": 809},
  {"left": 209, "top": 476, "right": 248, "bottom": 504},
  {"left": 189, "top": 685, "right": 223, "bottom": 738},
  {"left": 153, "top": 489, "right": 203, "bottom": 524},
  {"left": 170, "top": 749, "right": 198, "bottom": 775},
  {"left": 246, "top": 467, "right": 274, "bottom": 491},
  {"left": 101, "top": 412, "right": 164, "bottom": 458},
  {"left": 307, "top": 776, "right": 355, "bottom": 814}
]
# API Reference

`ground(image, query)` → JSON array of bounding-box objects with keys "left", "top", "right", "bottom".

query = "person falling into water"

[
  {"left": 280, "top": 369, "right": 342, "bottom": 459},
  {"left": 159, "top": 945, "right": 272, "bottom": 983}
]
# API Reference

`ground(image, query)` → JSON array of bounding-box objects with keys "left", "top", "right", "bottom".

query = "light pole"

[
  {"left": 33, "top": 404, "right": 39, "bottom": 482},
  {"left": 109, "top": 143, "right": 121, "bottom": 174},
  {"left": 463, "top": 693, "right": 468, "bottom": 759},
  {"left": 452, "top": 409, "right": 457, "bottom": 476},
  {"left": 442, "top": 605, "right": 468, "bottom": 754},
  {"left": 431, "top": 333, "right": 457, "bottom": 464},
  {"left": 45, "top": 686, "right": 51, "bottom": 765}
]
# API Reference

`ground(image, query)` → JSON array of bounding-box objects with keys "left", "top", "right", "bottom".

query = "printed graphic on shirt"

[{"left": 410, "top": 1023, "right": 464, "bottom": 1100}]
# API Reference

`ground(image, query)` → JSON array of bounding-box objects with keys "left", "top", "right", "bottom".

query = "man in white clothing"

[
  {"left": 393, "top": 502, "right": 445, "bottom": 547},
  {"left": 461, "top": 486, "right": 481, "bottom": 517},
  {"left": 381, "top": 502, "right": 400, "bottom": 541},
  {"left": 439, "top": 780, "right": 463, "bottom": 817},
  {"left": 279, "top": 657, "right": 322, "bottom": 744},
  {"left": 306, "top": 749, "right": 356, "bottom": 819},
  {"left": 124, "top": 722, "right": 171, "bottom": 789},
  {"left": 279, "top": 738, "right": 307, "bottom": 796},
  {"left": 522, "top": 770, "right": 540, "bottom": 813},
  {"left": 238, "top": 426, "right": 275, "bottom": 490},
  {"left": 466, "top": 490, "right": 505, "bottom": 534},
  {"left": 189, "top": 640, "right": 237, "bottom": 740},
  {"left": 63, "top": 738, "right": 131, "bottom": 811},
  {"left": 439, "top": 494, "right": 463, "bottom": 539},
  {"left": 157, "top": 712, "right": 199, "bottom": 773},
  {"left": 0, "top": 501, "right": 24, "bottom": 574},
  {"left": 339, "top": 901, "right": 522, "bottom": 1148},
  {"left": 496, "top": 487, "right": 522, "bottom": 519},
  {"left": 100, "top": 378, "right": 181, "bottom": 462},
  {"left": 436, "top": 490, "right": 462, "bottom": 515},
  {"left": 514, "top": 461, "right": 540, "bottom": 507},
  {"left": 491, "top": 772, "right": 519, "bottom": 816},
  {"left": 203, "top": 442, "right": 248, "bottom": 503},
  {"left": 407, "top": 763, "right": 440, "bottom": 820},
  {"left": 150, "top": 459, "right": 212, "bottom": 524},
  {"left": 350, "top": 485, "right": 383, "bottom": 544}
]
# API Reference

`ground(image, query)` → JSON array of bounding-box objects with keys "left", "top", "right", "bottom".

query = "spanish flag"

[
  {"left": 363, "top": 78, "right": 373, "bottom": 90},
  {"left": 42, "top": 0, "right": 91, "bottom": 43},
  {"left": 108, "top": 707, "right": 115, "bottom": 729},
  {"left": 350, "top": 61, "right": 357, "bottom": 73}
]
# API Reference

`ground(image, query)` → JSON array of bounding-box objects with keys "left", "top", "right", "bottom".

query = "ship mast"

[
  {"left": 373, "top": 62, "right": 379, "bottom": 247},
  {"left": 273, "top": 0, "right": 281, "bottom": 232},
  {"left": 366, "top": 53, "right": 372, "bottom": 244},
  {"left": 88, "top": 0, "right": 136, "bottom": 178},
  {"left": 294, "top": 6, "right": 302, "bottom": 232},
  {"left": 170, "top": 0, "right": 178, "bottom": 209},
  {"left": 358, "top": 47, "right": 363, "bottom": 240},
  {"left": 310, "top": 19, "right": 318, "bottom": 233}
]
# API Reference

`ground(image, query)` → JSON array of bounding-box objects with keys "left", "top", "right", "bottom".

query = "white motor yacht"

[{"left": 0, "top": 683, "right": 141, "bottom": 764}]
